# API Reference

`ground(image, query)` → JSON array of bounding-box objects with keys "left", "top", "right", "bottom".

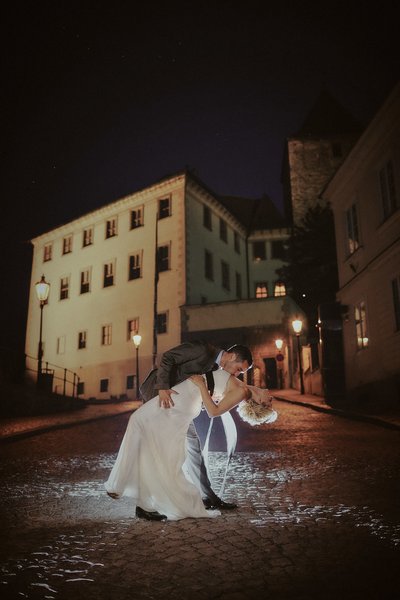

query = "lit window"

[
  {"left": 103, "top": 261, "right": 115, "bottom": 287},
  {"left": 219, "top": 218, "right": 228, "bottom": 243},
  {"left": 80, "top": 269, "right": 91, "bottom": 294},
  {"left": 83, "top": 228, "right": 93, "bottom": 247},
  {"left": 203, "top": 205, "right": 212, "bottom": 230},
  {"left": 60, "top": 277, "right": 69, "bottom": 300},
  {"left": 346, "top": 204, "right": 360, "bottom": 255},
  {"left": 255, "top": 283, "right": 268, "bottom": 298},
  {"left": 43, "top": 244, "right": 52, "bottom": 262},
  {"left": 127, "top": 318, "right": 139, "bottom": 341},
  {"left": 355, "top": 301, "right": 368, "bottom": 350},
  {"left": 100, "top": 378, "right": 109, "bottom": 393},
  {"left": 106, "top": 217, "right": 118, "bottom": 239},
  {"left": 274, "top": 282, "right": 286, "bottom": 297},
  {"left": 101, "top": 324, "right": 112, "bottom": 346},
  {"left": 221, "top": 260, "right": 230, "bottom": 290},
  {"left": 62, "top": 236, "right": 73, "bottom": 255},
  {"left": 158, "top": 197, "right": 171, "bottom": 219},
  {"left": 130, "top": 206, "right": 144, "bottom": 229},
  {"left": 78, "top": 331, "right": 87, "bottom": 349},
  {"left": 157, "top": 312, "right": 168, "bottom": 334},
  {"left": 253, "top": 241, "right": 266, "bottom": 261},
  {"left": 205, "top": 250, "right": 213, "bottom": 281},
  {"left": 380, "top": 160, "right": 398, "bottom": 220},
  {"left": 128, "top": 253, "right": 142, "bottom": 280},
  {"left": 158, "top": 245, "right": 170, "bottom": 272},
  {"left": 392, "top": 276, "right": 400, "bottom": 331}
]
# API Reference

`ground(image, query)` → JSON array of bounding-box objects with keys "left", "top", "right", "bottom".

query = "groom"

[{"left": 138, "top": 340, "right": 253, "bottom": 520}]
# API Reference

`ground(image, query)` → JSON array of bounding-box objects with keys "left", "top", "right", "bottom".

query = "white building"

[
  {"left": 322, "top": 83, "right": 400, "bottom": 407},
  {"left": 26, "top": 170, "right": 302, "bottom": 400}
]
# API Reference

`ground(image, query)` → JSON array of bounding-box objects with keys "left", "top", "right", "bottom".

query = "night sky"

[{"left": 2, "top": 1, "right": 399, "bottom": 356}]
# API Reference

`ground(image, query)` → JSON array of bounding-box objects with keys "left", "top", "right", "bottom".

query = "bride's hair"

[{"left": 236, "top": 389, "right": 278, "bottom": 426}]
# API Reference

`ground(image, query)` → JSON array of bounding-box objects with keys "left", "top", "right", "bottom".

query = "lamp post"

[
  {"left": 35, "top": 275, "right": 50, "bottom": 386},
  {"left": 132, "top": 333, "right": 142, "bottom": 399},
  {"left": 275, "top": 339, "right": 284, "bottom": 389},
  {"left": 292, "top": 319, "right": 305, "bottom": 395}
]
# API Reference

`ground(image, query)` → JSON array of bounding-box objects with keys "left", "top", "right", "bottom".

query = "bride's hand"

[{"left": 189, "top": 375, "right": 206, "bottom": 388}]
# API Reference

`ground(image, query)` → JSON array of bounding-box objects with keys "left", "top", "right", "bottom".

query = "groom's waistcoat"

[{"left": 139, "top": 341, "right": 219, "bottom": 402}]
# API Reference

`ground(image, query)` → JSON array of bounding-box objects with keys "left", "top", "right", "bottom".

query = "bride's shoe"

[{"left": 107, "top": 491, "right": 120, "bottom": 499}]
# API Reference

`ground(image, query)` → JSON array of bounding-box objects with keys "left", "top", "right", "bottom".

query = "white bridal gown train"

[{"left": 105, "top": 369, "right": 231, "bottom": 520}]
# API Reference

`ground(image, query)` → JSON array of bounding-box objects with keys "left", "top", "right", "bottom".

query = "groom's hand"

[{"left": 159, "top": 389, "right": 178, "bottom": 409}]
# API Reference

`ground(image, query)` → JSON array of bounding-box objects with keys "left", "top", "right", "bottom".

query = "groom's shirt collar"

[{"left": 215, "top": 350, "right": 223, "bottom": 367}]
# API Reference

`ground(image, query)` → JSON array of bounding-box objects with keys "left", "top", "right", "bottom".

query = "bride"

[{"left": 105, "top": 368, "right": 277, "bottom": 521}]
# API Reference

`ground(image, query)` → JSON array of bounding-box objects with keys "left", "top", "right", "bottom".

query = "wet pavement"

[{"left": 0, "top": 400, "right": 399, "bottom": 599}]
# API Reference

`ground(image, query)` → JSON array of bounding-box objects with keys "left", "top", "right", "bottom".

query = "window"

[
  {"left": 101, "top": 324, "right": 112, "bottom": 346},
  {"left": 235, "top": 272, "right": 242, "bottom": 299},
  {"left": 103, "top": 261, "right": 115, "bottom": 287},
  {"left": 106, "top": 217, "right": 117, "bottom": 239},
  {"left": 77, "top": 381, "right": 85, "bottom": 395},
  {"left": 255, "top": 283, "right": 268, "bottom": 298},
  {"left": 221, "top": 260, "right": 230, "bottom": 290},
  {"left": 156, "top": 312, "right": 168, "bottom": 334},
  {"left": 78, "top": 331, "right": 87, "bottom": 349},
  {"left": 205, "top": 250, "right": 213, "bottom": 281},
  {"left": 203, "top": 205, "right": 212, "bottom": 230},
  {"left": 127, "top": 318, "right": 140, "bottom": 341},
  {"left": 253, "top": 241, "right": 266, "bottom": 261},
  {"left": 43, "top": 244, "right": 52, "bottom": 262},
  {"left": 128, "top": 253, "right": 142, "bottom": 280},
  {"left": 392, "top": 276, "right": 400, "bottom": 331},
  {"left": 274, "top": 282, "right": 286, "bottom": 297},
  {"left": 100, "top": 379, "right": 109, "bottom": 393},
  {"left": 271, "top": 240, "right": 286, "bottom": 260},
  {"left": 130, "top": 206, "right": 144, "bottom": 229},
  {"left": 234, "top": 232, "right": 240, "bottom": 254},
  {"left": 219, "top": 218, "right": 227, "bottom": 243},
  {"left": 57, "top": 336, "right": 65, "bottom": 354},
  {"left": 126, "top": 375, "right": 135, "bottom": 390},
  {"left": 62, "top": 236, "right": 72, "bottom": 255},
  {"left": 83, "top": 227, "right": 93, "bottom": 247},
  {"left": 346, "top": 204, "right": 360, "bottom": 255},
  {"left": 380, "top": 160, "right": 398, "bottom": 220},
  {"left": 158, "top": 244, "right": 170, "bottom": 272},
  {"left": 158, "top": 197, "right": 171, "bottom": 219},
  {"left": 355, "top": 301, "right": 368, "bottom": 350},
  {"left": 80, "top": 269, "right": 91, "bottom": 294},
  {"left": 60, "top": 277, "right": 69, "bottom": 300}
]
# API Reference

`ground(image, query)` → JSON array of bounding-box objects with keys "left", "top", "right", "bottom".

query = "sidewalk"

[{"left": 1, "top": 390, "right": 399, "bottom": 442}]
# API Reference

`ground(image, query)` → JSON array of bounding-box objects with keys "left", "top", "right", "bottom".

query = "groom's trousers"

[{"left": 185, "top": 421, "right": 219, "bottom": 504}]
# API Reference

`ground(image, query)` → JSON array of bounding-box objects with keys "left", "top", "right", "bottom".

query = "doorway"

[{"left": 263, "top": 358, "right": 278, "bottom": 389}]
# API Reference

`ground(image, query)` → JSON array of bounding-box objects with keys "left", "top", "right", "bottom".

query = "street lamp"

[
  {"left": 292, "top": 319, "right": 305, "bottom": 395},
  {"left": 275, "top": 339, "right": 284, "bottom": 389},
  {"left": 132, "top": 333, "right": 142, "bottom": 399},
  {"left": 35, "top": 275, "right": 50, "bottom": 386}
]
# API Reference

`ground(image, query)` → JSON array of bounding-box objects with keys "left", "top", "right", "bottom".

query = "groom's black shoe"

[
  {"left": 136, "top": 506, "right": 167, "bottom": 521},
  {"left": 203, "top": 498, "right": 237, "bottom": 510}
]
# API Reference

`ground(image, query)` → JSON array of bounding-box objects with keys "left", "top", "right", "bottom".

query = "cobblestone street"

[{"left": 1, "top": 400, "right": 399, "bottom": 599}]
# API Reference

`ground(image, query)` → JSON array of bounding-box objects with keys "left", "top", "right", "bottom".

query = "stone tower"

[{"left": 282, "top": 89, "right": 362, "bottom": 227}]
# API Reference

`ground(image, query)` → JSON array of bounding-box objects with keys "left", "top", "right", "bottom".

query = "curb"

[{"left": 273, "top": 395, "right": 400, "bottom": 431}]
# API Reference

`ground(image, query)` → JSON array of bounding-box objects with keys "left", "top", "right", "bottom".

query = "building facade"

[
  {"left": 322, "top": 82, "right": 400, "bottom": 407},
  {"left": 26, "top": 171, "right": 301, "bottom": 400}
]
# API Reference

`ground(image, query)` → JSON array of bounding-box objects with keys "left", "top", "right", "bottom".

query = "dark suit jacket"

[{"left": 139, "top": 340, "right": 220, "bottom": 402}]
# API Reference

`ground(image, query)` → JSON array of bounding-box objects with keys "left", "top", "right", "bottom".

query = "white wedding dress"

[{"left": 105, "top": 369, "right": 231, "bottom": 520}]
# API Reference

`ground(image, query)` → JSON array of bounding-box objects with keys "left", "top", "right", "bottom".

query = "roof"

[{"left": 218, "top": 194, "right": 287, "bottom": 231}]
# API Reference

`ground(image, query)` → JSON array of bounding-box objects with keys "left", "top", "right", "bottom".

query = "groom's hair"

[{"left": 226, "top": 344, "right": 253, "bottom": 367}]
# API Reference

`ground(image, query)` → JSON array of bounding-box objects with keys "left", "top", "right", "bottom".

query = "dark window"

[
  {"left": 156, "top": 312, "right": 167, "bottom": 334},
  {"left": 235, "top": 272, "right": 242, "bottom": 299},
  {"left": 158, "top": 197, "right": 171, "bottom": 219},
  {"left": 78, "top": 331, "right": 87, "bottom": 349},
  {"left": 77, "top": 381, "right": 85, "bottom": 395},
  {"left": 346, "top": 204, "right": 360, "bottom": 255},
  {"left": 60, "top": 277, "right": 69, "bottom": 300},
  {"left": 130, "top": 207, "right": 143, "bottom": 229},
  {"left": 221, "top": 260, "right": 230, "bottom": 290},
  {"left": 380, "top": 160, "right": 398, "bottom": 220},
  {"left": 219, "top": 218, "right": 227, "bottom": 242},
  {"left": 158, "top": 245, "right": 170, "bottom": 272},
  {"left": 234, "top": 232, "right": 240, "bottom": 254},
  {"left": 205, "top": 250, "right": 213, "bottom": 280},
  {"left": 128, "top": 254, "right": 142, "bottom": 280},
  {"left": 271, "top": 241, "right": 286, "bottom": 260},
  {"left": 253, "top": 241, "right": 266, "bottom": 261},
  {"left": 80, "top": 270, "right": 90, "bottom": 294},
  {"left": 100, "top": 379, "right": 109, "bottom": 393},
  {"left": 83, "top": 228, "right": 93, "bottom": 247},
  {"left": 203, "top": 205, "right": 212, "bottom": 230},
  {"left": 126, "top": 375, "right": 134, "bottom": 390},
  {"left": 62, "top": 236, "right": 72, "bottom": 254},
  {"left": 106, "top": 218, "right": 117, "bottom": 238},
  {"left": 43, "top": 244, "right": 52, "bottom": 262},
  {"left": 103, "top": 262, "right": 114, "bottom": 287}
]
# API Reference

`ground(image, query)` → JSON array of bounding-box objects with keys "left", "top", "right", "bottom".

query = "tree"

[{"left": 278, "top": 202, "right": 338, "bottom": 337}]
